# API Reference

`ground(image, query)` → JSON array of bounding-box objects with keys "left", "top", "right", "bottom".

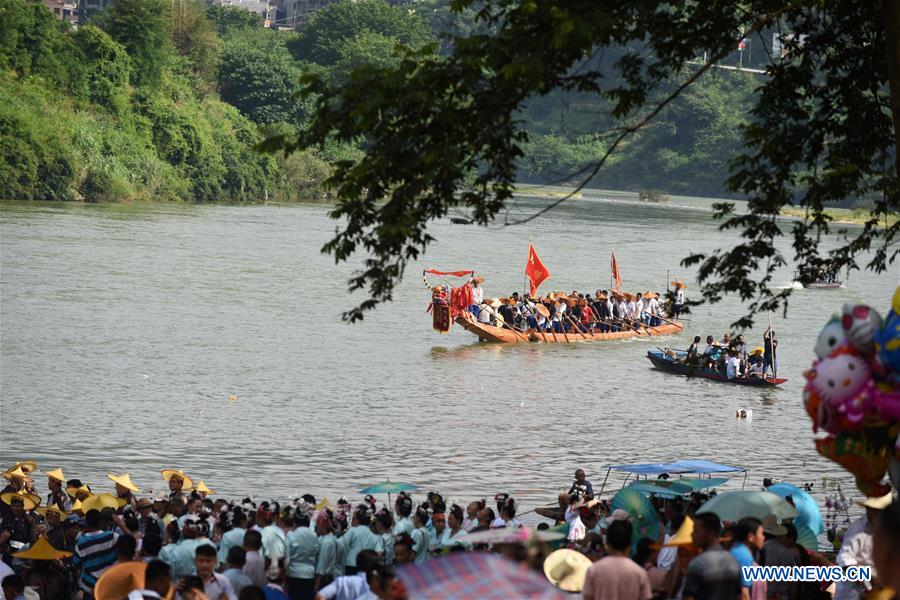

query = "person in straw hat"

[
  {"left": 194, "top": 481, "right": 215, "bottom": 500},
  {"left": 872, "top": 497, "right": 900, "bottom": 600},
  {"left": 671, "top": 280, "right": 686, "bottom": 318},
  {"left": 108, "top": 473, "right": 141, "bottom": 508},
  {"left": 35, "top": 506, "right": 68, "bottom": 551},
  {"left": 583, "top": 519, "right": 652, "bottom": 599},
  {"left": 13, "top": 535, "right": 71, "bottom": 600},
  {"left": 0, "top": 492, "right": 38, "bottom": 562},
  {"left": 1, "top": 467, "right": 33, "bottom": 512},
  {"left": 161, "top": 469, "right": 192, "bottom": 502},
  {"left": 834, "top": 491, "right": 894, "bottom": 600},
  {"left": 42, "top": 469, "right": 70, "bottom": 512}
]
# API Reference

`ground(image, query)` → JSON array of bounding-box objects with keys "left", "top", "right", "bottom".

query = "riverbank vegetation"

[{"left": 1, "top": 0, "right": 773, "bottom": 202}]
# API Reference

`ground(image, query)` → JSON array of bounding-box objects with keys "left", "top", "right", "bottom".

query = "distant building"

[
  {"left": 40, "top": 0, "right": 78, "bottom": 24},
  {"left": 208, "top": 0, "right": 268, "bottom": 19},
  {"left": 77, "top": 0, "right": 113, "bottom": 24},
  {"left": 276, "top": 0, "right": 335, "bottom": 29}
]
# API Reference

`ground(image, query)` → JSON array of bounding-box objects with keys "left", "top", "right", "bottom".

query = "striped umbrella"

[{"left": 397, "top": 552, "right": 566, "bottom": 599}]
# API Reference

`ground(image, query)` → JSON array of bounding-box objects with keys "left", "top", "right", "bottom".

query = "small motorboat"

[
  {"left": 646, "top": 350, "right": 787, "bottom": 386},
  {"left": 450, "top": 217, "right": 473, "bottom": 225}
]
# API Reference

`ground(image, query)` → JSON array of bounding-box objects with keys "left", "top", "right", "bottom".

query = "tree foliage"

[
  {"left": 219, "top": 30, "right": 308, "bottom": 124},
  {"left": 0, "top": 0, "right": 284, "bottom": 203},
  {"left": 288, "top": 0, "right": 434, "bottom": 66},
  {"left": 206, "top": 4, "right": 262, "bottom": 36},
  {"left": 93, "top": 0, "right": 172, "bottom": 87},
  {"left": 266, "top": 0, "right": 899, "bottom": 324}
]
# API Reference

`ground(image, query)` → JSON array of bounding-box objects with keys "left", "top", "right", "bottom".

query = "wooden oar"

[
  {"left": 522, "top": 305, "right": 549, "bottom": 343},
  {"left": 565, "top": 314, "right": 591, "bottom": 340},
  {"left": 655, "top": 314, "right": 682, "bottom": 327},
  {"left": 621, "top": 315, "right": 665, "bottom": 336}
]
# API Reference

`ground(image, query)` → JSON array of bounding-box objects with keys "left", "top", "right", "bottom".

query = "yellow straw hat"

[
  {"left": 315, "top": 498, "right": 331, "bottom": 511},
  {"left": 43, "top": 468, "right": 66, "bottom": 483},
  {"left": 543, "top": 548, "right": 592, "bottom": 592},
  {"left": 93, "top": 561, "right": 175, "bottom": 600},
  {"left": 66, "top": 485, "right": 92, "bottom": 500},
  {"left": 161, "top": 469, "right": 193, "bottom": 491},
  {"left": 81, "top": 493, "right": 120, "bottom": 513},
  {"left": 3, "top": 466, "right": 34, "bottom": 482},
  {"left": 71, "top": 498, "right": 83, "bottom": 513},
  {"left": 107, "top": 473, "right": 141, "bottom": 493},
  {"left": 12, "top": 535, "right": 72, "bottom": 561},
  {"left": 36, "top": 506, "right": 69, "bottom": 521},
  {"left": 662, "top": 516, "right": 695, "bottom": 547},
  {"left": 1, "top": 491, "right": 37, "bottom": 511},
  {"left": 23, "top": 492, "right": 42, "bottom": 508},
  {"left": 195, "top": 481, "right": 215, "bottom": 494},
  {"left": 5, "top": 462, "right": 38, "bottom": 476}
]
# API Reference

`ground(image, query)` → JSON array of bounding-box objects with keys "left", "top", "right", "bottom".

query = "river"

[{"left": 0, "top": 195, "right": 894, "bottom": 522}]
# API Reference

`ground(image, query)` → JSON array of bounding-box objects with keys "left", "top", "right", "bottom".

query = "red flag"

[
  {"left": 525, "top": 244, "right": 550, "bottom": 296},
  {"left": 611, "top": 251, "right": 621, "bottom": 293}
]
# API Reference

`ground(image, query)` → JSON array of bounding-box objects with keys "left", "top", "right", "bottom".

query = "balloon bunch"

[{"left": 804, "top": 287, "right": 900, "bottom": 497}]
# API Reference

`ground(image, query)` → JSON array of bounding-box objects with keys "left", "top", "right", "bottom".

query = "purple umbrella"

[{"left": 397, "top": 552, "right": 568, "bottom": 599}]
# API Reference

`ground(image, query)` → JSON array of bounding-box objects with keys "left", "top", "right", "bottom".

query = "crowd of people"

[
  {"left": 2, "top": 461, "right": 899, "bottom": 600},
  {"left": 437, "top": 277, "right": 688, "bottom": 334},
  {"left": 676, "top": 328, "right": 779, "bottom": 380}
]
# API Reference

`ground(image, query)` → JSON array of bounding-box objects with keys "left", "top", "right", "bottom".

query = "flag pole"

[{"left": 525, "top": 237, "right": 531, "bottom": 296}]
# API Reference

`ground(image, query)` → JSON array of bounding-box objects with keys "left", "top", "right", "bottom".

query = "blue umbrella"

[
  {"left": 359, "top": 481, "right": 418, "bottom": 507},
  {"left": 611, "top": 488, "right": 661, "bottom": 548},
  {"left": 767, "top": 483, "right": 824, "bottom": 535},
  {"left": 359, "top": 482, "right": 418, "bottom": 494}
]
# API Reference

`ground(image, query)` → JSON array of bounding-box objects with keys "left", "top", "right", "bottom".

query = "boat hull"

[
  {"left": 646, "top": 351, "right": 787, "bottom": 386},
  {"left": 454, "top": 316, "right": 683, "bottom": 343},
  {"left": 805, "top": 282, "right": 842, "bottom": 289}
]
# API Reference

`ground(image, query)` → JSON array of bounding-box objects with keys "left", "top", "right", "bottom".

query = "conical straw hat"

[
  {"left": 12, "top": 535, "right": 72, "bottom": 560},
  {"left": 108, "top": 473, "right": 141, "bottom": 493},
  {"left": 161, "top": 469, "right": 193, "bottom": 490},
  {"left": 1, "top": 491, "right": 37, "bottom": 511},
  {"left": 195, "top": 481, "right": 215, "bottom": 494},
  {"left": 81, "top": 493, "right": 120, "bottom": 513},
  {"left": 43, "top": 468, "right": 66, "bottom": 483}
]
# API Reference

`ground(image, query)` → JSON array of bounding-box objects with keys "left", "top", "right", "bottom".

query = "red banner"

[
  {"left": 611, "top": 251, "right": 621, "bottom": 293},
  {"left": 424, "top": 269, "right": 474, "bottom": 277},
  {"left": 525, "top": 244, "right": 550, "bottom": 296}
]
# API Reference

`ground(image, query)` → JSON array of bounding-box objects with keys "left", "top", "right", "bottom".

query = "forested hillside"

[{"left": 0, "top": 0, "right": 760, "bottom": 201}]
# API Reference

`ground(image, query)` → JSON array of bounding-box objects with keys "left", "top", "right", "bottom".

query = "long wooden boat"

[
  {"left": 646, "top": 350, "right": 787, "bottom": 386},
  {"left": 805, "top": 281, "right": 842, "bottom": 289},
  {"left": 455, "top": 315, "right": 683, "bottom": 343}
]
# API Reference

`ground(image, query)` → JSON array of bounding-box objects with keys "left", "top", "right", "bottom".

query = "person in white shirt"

[
  {"left": 469, "top": 276, "right": 484, "bottom": 316},
  {"left": 477, "top": 304, "right": 492, "bottom": 324},
  {"left": 648, "top": 293, "right": 661, "bottom": 326},
  {"left": 726, "top": 351, "right": 742, "bottom": 379},
  {"left": 835, "top": 492, "right": 892, "bottom": 600},
  {"left": 625, "top": 296, "right": 637, "bottom": 327},
  {"left": 194, "top": 544, "right": 238, "bottom": 600}
]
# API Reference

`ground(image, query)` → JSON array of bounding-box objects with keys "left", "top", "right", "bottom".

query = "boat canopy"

[
  {"left": 598, "top": 460, "right": 748, "bottom": 496},
  {"left": 608, "top": 460, "right": 746, "bottom": 475}
]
